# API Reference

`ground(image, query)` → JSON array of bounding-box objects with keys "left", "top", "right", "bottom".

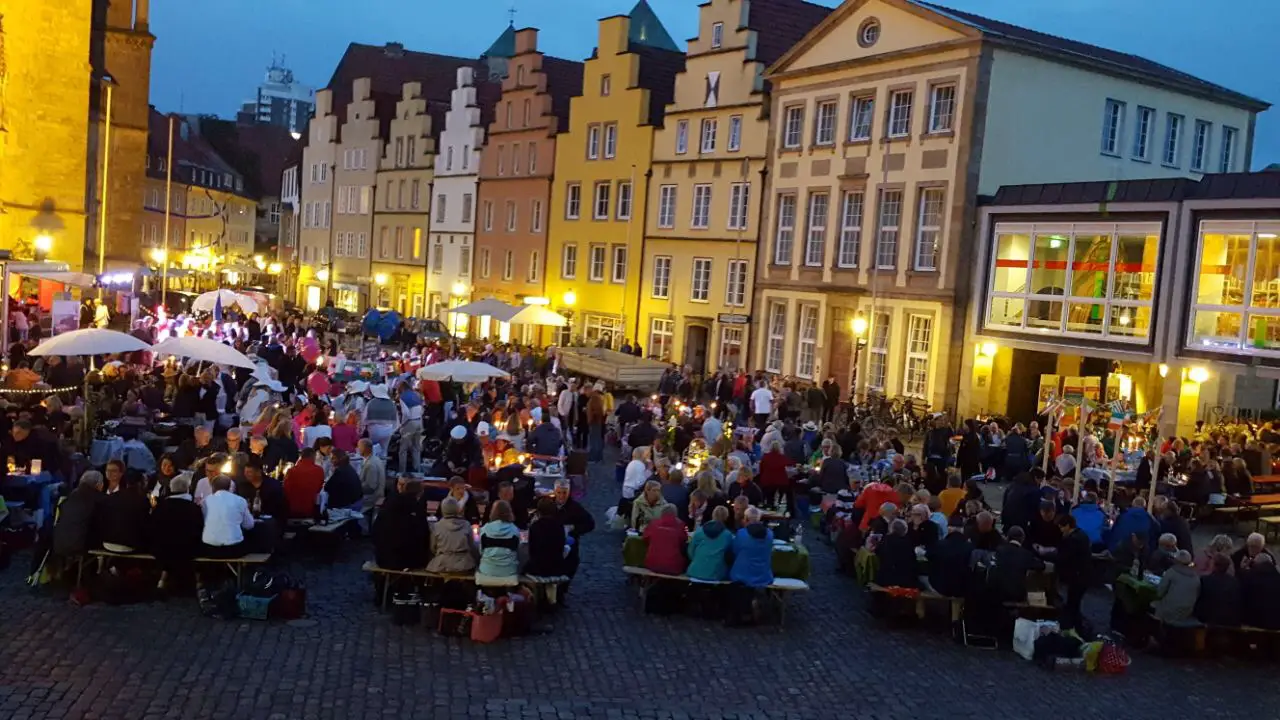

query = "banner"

[
  {"left": 51, "top": 300, "right": 79, "bottom": 336},
  {"left": 1037, "top": 374, "right": 1060, "bottom": 411},
  {"left": 1062, "top": 376, "right": 1085, "bottom": 425}
]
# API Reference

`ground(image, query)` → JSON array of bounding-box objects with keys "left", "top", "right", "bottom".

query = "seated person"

[
  {"left": 1241, "top": 552, "right": 1280, "bottom": 630},
  {"left": 323, "top": 449, "right": 362, "bottom": 511},
  {"left": 283, "top": 448, "right": 324, "bottom": 519},
  {"left": 927, "top": 515, "right": 974, "bottom": 597},
  {"left": 660, "top": 469, "right": 689, "bottom": 520},
  {"left": 874, "top": 518, "right": 919, "bottom": 589},
  {"left": 476, "top": 500, "right": 521, "bottom": 587},
  {"left": 236, "top": 459, "right": 288, "bottom": 519},
  {"left": 729, "top": 507, "right": 775, "bottom": 589},
  {"left": 1196, "top": 553, "right": 1242, "bottom": 627},
  {"left": 989, "top": 526, "right": 1045, "bottom": 603},
  {"left": 194, "top": 453, "right": 233, "bottom": 505},
  {"left": 630, "top": 480, "right": 671, "bottom": 532},
  {"left": 1154, "top": 549, "right": 1201, "bottom": 624},
  {"left": 147, "top": 474, "right": 204, "bottom": 590},
  {"left": 1107, "top": 496, "right": 1155, "bottom": 555},
  {"left": 53, "top": 471, "right": 106, "bottom": 557},
  {"left": 727, "top": 495, "right": 750, "bottom": 532},
  {"left": 867, "top": 501, "right": 898, "bottom": 538},
  {"left": 687, "top": 505, "right": 733, "bottom": 583},
  {"left": 98, "top": 476, "right": 152, "bottom": 553},
  {"left": 373, "top": 478, "right": 430, "bottom": 570},
  {"left": 436, "top": 477, "right": 481, "bottom": 525},
  {"left": 643, "top": 505, "right": 688, "bottom": 576},
  {"left": 1070, "top": 493, "right": 1107, "bottom": 549},
  {"left": 489, "top": 481, "right": 529, "bottom": 529},
  {"left": 524, "top": 497, "right": 568, "bottom": 578},
  {"left": 201, "top": 474, "right": 255, "bottom": 558},
  {"left": 1232, "top": 532, "right": 1276, "bottom": 574},
  {"left": 1027, "top": 500, "right": 1062, "bottom": 556},
  {"left": 1149, "top": 533, "right": 1180, "bottom": 574},
  {"left": 426, "top": 497, "right": 479, "bottom": 574},
  {"left": 905, "top": 503, "right": 939, "bottom": 550},
  {"left": 966, "top": 510, "right": 1002, "bottom": 552},
  {"left": 726, "top": 468, "right": 764, "bottom": 507}
]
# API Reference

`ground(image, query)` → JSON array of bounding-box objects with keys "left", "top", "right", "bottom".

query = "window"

[
  {"left": 676, "top": 120, "right": 689, "bottom": 154},
  {"left": 867, "top": 311, "right": 890, "bottom": 392},
  {"left": 529, "top": 142, "right": 538, "bottom": 174},
  {"left": 837, "top": 191, "right": 863, "bottom": 268},
  {"left": 927, "top": 84, "right": 955, "bottom": 133},
  {"left": 593, "top": 182, "right": 611, "bottom": 220},
  {"left": 875, "top": 189, "right": 902, "bottom": 269},
  {"left": 512, "top": 142, "right": 522, "bottom": 174},
  {"left": 357, "top": 232, "right": 368, "bottom": 258},
  {"left": 719, "top": 325, "right": 744, "bottom": 371},
  {"left": 700, "top": 118, "right": 717, "bottom": 153},
  {"left": 1220, "top": 127, "right": 1238, "bottom": 172},
  {"left": 604, "top": 124, "right": 617, "bottom": 158},
  {"left": 1189, "top": 220, "right": 1280, "bottom": 356},
  {"left": 903, "top": 315, "right": 932, "bottom": 398},
  {"left": 765, "top": 302, "right": 787, "bottom": 373},
  {"left": 986, "top": 221, "right": 1161, "bottom": 342},
  {"left": 611, "top": 246, "right": 628, "bottom": 284},
  {"left": 497, "top": 146, "right": 506, "bottom": 176},
  {"left": 849, "top": 95, "right": 874, "bottom": 141},
  {"left": 531, "top": 200, "right": 543, "bottom": 233},
  {"left": 616, "top": 182, "right": 632, "bottom": 220},
  {"left": 462, "top": 193, "right": 473, "bottom": 223},
  {"left": 814, "top": 101, "right": 837, "bottom": 146},
  {"left": 691, "top": 258, "right": 712, "bottom": 301},
  {"left": 588, "top": 245, "right": 606, "bottom": 281},
  {"left": 914, "top": 188, "right": 944, "bottom": 271},
  {"left": 691, "top": 184, "right": 712, "bottom": 229},
  {"left": 725, "top": 259, "right": 748, "bottom": 307},
  {"left": 652, "top": 255, "right": 671, "bottom": 299},
  {"left": 887, "top": 90, "right": 913, "bottom": 137},
  {"left": 600, "top": 74, "right": 611, "bottom": 97},
  {"left": 480, "top": 247, "right": 491, "bottom": 278},
  {"left": 517, "top": 65, "right": 526, "bottom": 85},
  {"left": 435, "top": 194, "right": 447, "bottom": 223},
  {"left": 783, "top": 106, "right": 804, "bottom": 149},
  {"left": 459, "top": 245, "right": 471, "bottom": 277},
  {"left": 565, "top": 183, "right": 582, "bottom": 219},
  {"left": 1101, "top": 99, "right": 1126, "bottom": 156},
  {"left": 503, "top": 250, "right": 515, "bottom": 281},
  {"left": 773, "top": 194, "right": 796, "bottom": 265},
  {"left": 710, "top": 22, "right": 724, "bottom": 48},
  {"left": 522, "top": 100, "right": 531, "bottom": 127},
  {"left": 650, "top": 318, "right": 674, "bottom": 362},
  {"left": 462, "top": 146, "right": 469, "bottom": 170},
  {"left": 804, "top": 193, "right": 829, "bottom": 267},
  {"left": 727, "top": 183, "right": 750, "bottom": 231},
  {"left": 587, "top": 126, "right": 601, "bottom": 160},
  {"left": 395, "top": 139, "right": 404, "bottom": 167},
  {"left": 727, "top": 115, "right": 742, "bottom": 152},
  {"left": 796, "top": 304, "right": 818, "bottom": 379},
  {"left": 505, "top": 102, "right": 512, "bottom": 128},
  {"left": 1191, "top": 120, "right": 1211, "bottom": 172},
  {"left": 1133, "top": 106, "right": 1154, "bottom": 161},
  {"left": 483, "top": 201, "right": 494, "bottom": 232},
  {"left": 446, "top": 147, "right": 454, "bottom": 171},
  {"left": 1162, "top": 114, "right": 1183, "bottom": 167},
  {"left": 528, "top": 251, "right": 540, "bottom": 283},
  {"left": 561, "top": 244, "right": 578, "bottom": 279},
  {"left": 657, "top": 185, "right": 677, "bottom": 229},
  {"left": 411, "top": 179, "right": 420, "bottom": 208},
  {"left": 406, "top": 139, "right": 415, "bottom": 166},
  {"left": 505, "top": 201, "right": 517, "bottom": 232}
]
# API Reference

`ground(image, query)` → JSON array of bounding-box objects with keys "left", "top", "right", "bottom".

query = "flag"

[
  {"left": 1107, "top": 405, "right": 1128, "bottom": 432},
  {"left": 1143, "top": 406, "right": 1164, "bottom": 424},
  {"left": 213, "top": 293, "right": 223, "bottom": 323},
  {"left": 1038, "top": 394, "right": 1063, "bottom": 417}
]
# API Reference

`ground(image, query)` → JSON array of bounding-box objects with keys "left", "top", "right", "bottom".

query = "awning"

[{"left": 15, "top": 270, "right": 98, "bottom": 287}]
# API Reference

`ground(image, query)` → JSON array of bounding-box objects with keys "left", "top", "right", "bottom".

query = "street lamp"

[
  {"left": 375, "top": 273, "right": 388, "bottom": 286},
  {"left": 33, "top": 233, "right": 53, "bottom": 262},
  {"left": 562, "top": 290, "right": 577, "bottom": 307},
  {"left": 850, "top": 310, "right": 868, "bottom": 403},
  {"left": 150, "top": 248, "right": 167, "bottom": 265},
  {"left": 316, "top": 268, "right": 329, "bottom": 283}
]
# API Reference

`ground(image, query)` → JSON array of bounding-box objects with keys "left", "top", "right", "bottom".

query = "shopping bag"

[{"left": 1014, "top": 618, "right": 1060, "bottom": 660}]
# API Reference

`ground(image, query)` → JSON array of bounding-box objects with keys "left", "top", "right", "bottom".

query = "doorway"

[
  {"left": 1006, "top": 348, "right": 1058, "bottom": 423},
  {"left": 685, "top": 325, "right": 709, "bottom": 375}
]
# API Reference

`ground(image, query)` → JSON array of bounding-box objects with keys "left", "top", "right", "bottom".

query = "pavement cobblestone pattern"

[{"left": 0, "top": 455, "right": 1273, "bottom": 720}]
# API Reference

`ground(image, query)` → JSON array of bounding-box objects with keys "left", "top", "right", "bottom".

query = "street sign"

[{"left": 717, "top": 313, "right": 750, "bottom": 325}]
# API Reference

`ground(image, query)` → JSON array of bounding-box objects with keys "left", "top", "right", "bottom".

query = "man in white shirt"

[
  {"left": 701, "top": 414, "right": 723, "bottom": 446},
  {"left": 750, "top": 381, "right": 775, "bottom": 430},
  {"left": 201, "top": 475, "right": 255, "bottom": 557}
]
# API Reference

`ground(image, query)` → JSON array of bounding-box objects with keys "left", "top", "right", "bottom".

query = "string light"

[{"left": 0, "top": 385, "right": 79, "bottom": 395}]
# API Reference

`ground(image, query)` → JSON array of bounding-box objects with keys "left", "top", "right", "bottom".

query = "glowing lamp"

[
  {"left": 979, "top": 341, "right": 998, "bottom": 359},
  {"left": 1187, "top": 366, "right": 1210, "bottom": 384}
]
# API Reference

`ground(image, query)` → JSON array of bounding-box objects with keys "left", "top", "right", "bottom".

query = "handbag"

[{"left": 1098, "top": 642, "right": 1130, "bottom": 674}]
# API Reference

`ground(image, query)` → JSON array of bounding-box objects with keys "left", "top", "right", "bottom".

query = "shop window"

[{"left": 1189, "top": 221, "right": 1280, "bottom": 355}]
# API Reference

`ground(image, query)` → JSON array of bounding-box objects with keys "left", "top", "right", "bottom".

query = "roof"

[
  {"left": 146, "top": 108, "right": 246, "bottom": 193},
  {"left": 223, "top": 123, "right": 296, "bottom": 199},
  {"left": 631, "top": 43, "right": 686, "bottom": 127},
  {"left": 484, "top": 23, "right": 517, "bottom": 60},
  {"left": 910, "top": 1, "right": 1269, "bottom": 111},
  {"left": 748, "top": 0, "right": 834, "bottom": 70},
  {"left": 542, "top": 56, "right": 586, "bottom": 133},
  {"left": 984, "top": 172, "right": 1280, "bottom": 208},
  {"left": 628, "top": 0, "right": 681, "bottom": 53},
  {"left": 326, "top": 42, "right": 481, "bottom": 116}
]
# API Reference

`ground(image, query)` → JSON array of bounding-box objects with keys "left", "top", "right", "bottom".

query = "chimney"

[{"left": 384, "top": 42, "right": 405, "bottom": 58}]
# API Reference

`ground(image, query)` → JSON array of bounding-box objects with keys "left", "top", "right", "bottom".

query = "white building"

[
  {"left": 238, "top": 59, "right": 316, "bottom": 135},
  {"left": 428, "top": 67, "right": 485, "bottom": 334}
]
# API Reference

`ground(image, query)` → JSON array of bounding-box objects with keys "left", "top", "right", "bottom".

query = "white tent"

[
  {"left": 191, "top": 289, "right": 259, "bottom": 314},
  {"left": 151, "top": 336, "right": 256, "bottom": 369},
  {"left": 447, "top": 298, "right": 517, "bottom": 317},
  {"left": 416, "top": 360, "right": 510, "bottom": 383},
  {"left": 29, "top": 329, "right": 151, "bottom": 357},
  {"left": 497, "top": 304, "right": 568, "bottom": 327}
]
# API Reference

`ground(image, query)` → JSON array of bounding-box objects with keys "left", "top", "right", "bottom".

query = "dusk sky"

[{"left": 150, "top": 0, "right": 1279, "bottom": 168}]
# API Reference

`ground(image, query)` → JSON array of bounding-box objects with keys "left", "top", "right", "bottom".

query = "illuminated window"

[{"left": 1189, "top": 220, "right": 1280, "bottom": 356}]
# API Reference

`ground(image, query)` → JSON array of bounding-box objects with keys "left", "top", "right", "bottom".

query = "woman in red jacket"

[
  {"left": 643, "top": 505, "right": 689, "bottom": 576},
  {"left": 758, "top": 439, "right": 794, "bottom": 509}
]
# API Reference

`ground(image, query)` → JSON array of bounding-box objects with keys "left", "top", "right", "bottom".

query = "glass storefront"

[
  {"left": 1189, "top": 220, "right": 1280, "bottom": 355},
  {"left": 986, "top": 222, "right": 1161, "bottom": 343}
]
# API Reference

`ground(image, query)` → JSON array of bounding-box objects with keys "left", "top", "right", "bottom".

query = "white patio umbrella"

[
  {"left": 498, "top": 304, "right": 568, "bottom": 327},
  {"left": 191, "top": 289, "right": 259, "bottom": 314},
  {"left": 447, "top": 298, "right": 516, "bottom": 317},
  {"left": 151, "top": 336, "right": 256, "bottom": 369},
  {"left": 29, "top": 329, "right": 151, "bottom": 357},
  {"left": 416, "top": 360, "right": 510, "bottom": 383}
]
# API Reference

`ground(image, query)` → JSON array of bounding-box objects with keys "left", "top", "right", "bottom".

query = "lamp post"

[
  {"left": 850, "top": 310, "right": 868, "bottom": 403},
  {"left": 33, "top": 233, "right": 53, "bottom": 263}
]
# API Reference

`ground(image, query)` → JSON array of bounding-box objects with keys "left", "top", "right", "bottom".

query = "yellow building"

[
  {"left": 544, "top": 2, "right": 684, "bottom": 349},
  {"left": 640, "top": 0, "right": 829, "bottom": 373},
  {"left": 372, "top": 81, "right": 436, "bottom": 317}
]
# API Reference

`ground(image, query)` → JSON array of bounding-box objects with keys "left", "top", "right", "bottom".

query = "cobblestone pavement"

[{"left": 0, "top": 457, "right": 1274, "bottom": 720}]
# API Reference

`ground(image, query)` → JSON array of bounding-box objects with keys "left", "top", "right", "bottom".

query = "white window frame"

[
  {"left": 650, "top": 318, "right": 674, "bottom": 362},
  {"left": 503, "top": 250, "right": 515, "bottom": 281},
  {"left": 804, "top": 192, "right": 828, "bottom": 267},
  {"left": 1101, "top": 99, "right": 1125, "bottom": 156},
  {"left": 773, "top": 194, "right": 796, "bottom": 265},
  {"left": 700, "top": 118, "right": 717, "bottom": 153},
  {"left": 691, "top": 184, "right": 712, "bottom": 229},
  {"left": 505, "top": 200, "right": 517, "bottom": 232},
  {"left": 795, "top": 304, "right": 819, "bottom": 380},
  {"left": 657, "top": 185, "right": 677, "bottom": 229},
  {"left": 691, "top": 257, "right": 712, "bottom": 302},
  {"left": 480, "top": 247, "right": 492, "bottom": 278},
  {"left": 587, "top": 125, "right": 601, "bottom": 160},
  {"left": 1220, "top": 126, "right": 1238, "bottom": 172},
  {"left": 765, "top": 301, "right": 787, "bottom": 374},
  {"left": 927, "top": 84, "right": 956, "bottom": 134},
  {"left": 1186, "top": 219, "right": 1280, "bottom": 358},
  {"left": 593, "top": 182, "right": 611, "bottom": 220},
  {"left": 783, "top": 106, "right": 804, "bottom": 149},
  {"left": 651, "top": 255, "right": 671, "bottom": 299},
  {"left": 903, "top": 314, "right": 933, "bottom": 399},
  {"left": 719, "top": 325, "right": 743, "bottom": 371},
  {"left": 814, "top": 101, "right": 837, "bottom": 146},
  {"left": 604, "top": 123, "right": 618, "bottom": 159},
  {"left": 481, "top": 200, "right": 494, "bottom": 232},
  {"left": 616, "top": 182, "right": 632, "bottom": 220},
  {"left": 887, "top": 90, "right": 913, "bottom": 138},
  {"left": 675, "top": 120, "right": 689, "bottom": 155},
  {"left": 725, "top": 259, "right": 748, "bottom": 307},
  {"left": 710, "top": 21, "right": 724, "bottom": 49},
  {"left": 459, "top": 245, "right": 471, "bottom": 277},
  {"left": 588, "top": 245, "right": 606, "bottom": 282},
  {"left": 837, "top": 191, "right": 863, "bottom": 269},
  {"left": 727, "top": 115, "right": 742, "bottom": 152},
  {"left": 1191, "top": 120, "right": 1211, "bottom": 172},
  {"left": 561, "top": 243, "right": 578, "bottom": 279},
  {"left": 875, "top": 189, "right": 902, "bottom": 270},
  {"left": 1163, "top": 113, "right": 1183, "bottom": 168},
  {"left": 849, "top": 94, "right": 874, "bottom": 141},
  {"left": 565, "top": 183, "right": 581, "bottom": 219},
  {"left": 610, "top": 246, "right": 628, "bottom": 284},
  {"left": 528, "top": 250, "right": 540, "bottom": 283},
  {"left": 727, "top": 182, "right": 749, "bottom": 231},
  {"left": 1133, "top": 105, "right": 1154, "bottom": 161},
  {"left": 531, "top": 200, "right": 543, "bottom": 233},
  {"left": 867, "top": 311, "right": 890, "bottom": 393},
  {"left": 913, "top": 187, "right": 945, "bottom": 271}
]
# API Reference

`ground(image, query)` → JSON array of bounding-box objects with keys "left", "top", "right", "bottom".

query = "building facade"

[
  {"left": 277, "top": 150, "right": 302, "bottom": 305},
  {"left": 329, "top": 78, "right": 383, "bottom": 311},
  {"left": 543, "top": 5, "right": 684, "bottom": 350},
  {"left": 372, "top": 81, "right": 436, "bottom": 317},
  {"left": 753, "top": 0, "right": 1267, "bottom": 411},
  {"left": 474, "top": 28, "right": 583, "bottom": 341},
  {"left": 640, "top": 0, "right": 829, "bottom": 373},
  {"left": 297, "top": 90, "right": 337, "bottom": 310},
  {"left": 237, "top": 60, "right": 316, "bottom": 134}
]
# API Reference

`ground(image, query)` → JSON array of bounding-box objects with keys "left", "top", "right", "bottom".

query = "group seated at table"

[{"left": 1145, "top": 532, "right": 1280, "bottom": 632}]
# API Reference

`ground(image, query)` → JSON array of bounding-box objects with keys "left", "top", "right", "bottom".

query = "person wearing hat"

[
  {"left": 363, "top": 384, "right": 399, "bottom": 456},
  {"left": 444, "top": 424, "right": 480, "bottom": 478},
  {"left": 397, "top": 382, "right": 425, "bottom": 473}
]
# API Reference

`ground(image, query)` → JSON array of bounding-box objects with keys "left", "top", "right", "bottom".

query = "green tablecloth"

[
  {"left": 1114, "top": 573, "right": 1159, "bottom": 614},
  {"left": 622, "top": 534, "right": 810, "bottom": 581}
]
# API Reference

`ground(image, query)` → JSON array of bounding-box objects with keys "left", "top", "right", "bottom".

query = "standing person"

[
  {"left": 957, "top": 419, "right": 982, "bottom": 481},
  {"left": 363, "top": 384, "right": 398, "bottom": 456},
  {"left": 556, "top": 380, "right": 576, "bottom": 446},
  {"left": 750, "top": 381, "right": 773, "bottom": 430},
  {"left": 357, "top": 439, "right": 387, "bottom": 525},
  {"left": 1055, "top": 513, "right": 1092, "bottom": 631},
  {"left": 586, "top": 382, "right": 606, "bottom": 463},
  {"left": 822, "top": 376, "right": 840, "bottom": 424},
  {"left": 397, "top": 383, "right": 424, "bottom": 473},
  {"left": 805, "top": 383, "right": 826, "bottom": 426}
]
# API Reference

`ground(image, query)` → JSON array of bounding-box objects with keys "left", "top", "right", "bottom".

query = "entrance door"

[
  {"left": 305, "top": 286, "right": 321, "bottom": 313},
  {"left": 1007, "top": 348, "right": 1058, "bottom": 423},
  {"left": 685, "top": 325, "right": 709, "bottom": 375}
]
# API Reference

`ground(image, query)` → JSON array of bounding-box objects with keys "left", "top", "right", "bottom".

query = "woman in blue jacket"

[{"left": 729, "top": 507, "right": 775, "bottom": 588}]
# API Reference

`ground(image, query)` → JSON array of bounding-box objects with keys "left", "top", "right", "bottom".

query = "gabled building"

[
  {"left": 543, "top": 1, "right": 685, "bottom": 349},
  {"left": 474, "top": 28, "right": 583, "bottom": 342},
  {"left": 754, "top": 0, "right": 1267, "bottom": 410},
  {"left": 640, "top": 0, "right": 830, "bottom": 372}
]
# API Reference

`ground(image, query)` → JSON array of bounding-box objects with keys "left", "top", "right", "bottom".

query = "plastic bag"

[{"left": 1014, "top": 618, "right": 1060, "bottom": 661}]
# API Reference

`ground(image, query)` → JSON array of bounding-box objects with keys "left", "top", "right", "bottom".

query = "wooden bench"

[
  {"left": 866, "top": 583, "right": 964, "bottom": 624},
  {"left": 621, "top": 566, "right": 809, "bottom": 625},
  {"left": 361, "top": 561, "right": 475, "bottom": 610},
  {"left": 85, "top": 550, "right": 271, "bottom": 590}
]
